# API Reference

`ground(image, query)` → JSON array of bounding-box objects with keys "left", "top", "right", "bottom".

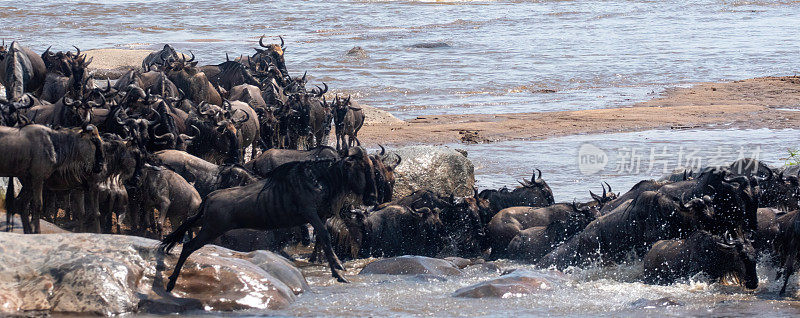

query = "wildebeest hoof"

[{"left": 336, "top": 275, "right": 350, "bottom": 283}]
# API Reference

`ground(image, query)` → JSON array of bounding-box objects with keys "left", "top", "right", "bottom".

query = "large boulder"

[
  {"left": 0, "top": 233, "right": 307, "bottom": 315},
  {"left": 452, "top": 269, "right": 565, "bottom": 298},
  {"left": 387, "top": 146, "right": 475, "bottom": 198},
  {"left": 359, "top": 255, "right": 463, "bottom": 276}
]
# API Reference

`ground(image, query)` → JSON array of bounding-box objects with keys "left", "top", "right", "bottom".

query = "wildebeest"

[
  {"left": 371, "top": 145, "right": 401, "bottom": 204},
  {"left": 319, "top": 205, "right": 448, "bottom": 260},
  {"left": 125, "top": 164, "right": 202, "bottom": 237},
  {"left": 184, "top": 107, "right": 243, "bottom": 165},
  {"left": 478, "top": 169, "right": 555, "bottom": 217},
  {"left": 642, "top": 230, "right": 758, "bottom": 289},
  {"left": 244, "top": 146, "right": 339, "bottom": 177},
  {"left": 0, "top": 124, "right": 104, "bottom": 233},
  {"left": 153, "top": 149, "right": 257, "bottom": 198},
  {"left": 769, "top": 210, "right": 800, "bottom": 296},
  {"left": 538, "top": 191, "right": 715, "bottom": 269},
  {"left": 658, "top": 168, "right": 759, "bottom": 236},
  {"left": 600, "top": 179, "right": 663, "bottom": 214},
  {"left": 164, "top": 53, "right": 223, "bottom": 106},
  {"left": 729, "top": 158, "right": 800, "bottom": 211},
  {"left": 486, "top": 185, "right": 613, "bottom": 259},
  {"left": 40, "top": 46, "right": 94, "bottom": 103},
  {"left": 333, "top": 95, "right": 364, "bottom": 150},
  {"left": 142, "top": 44, "right": 180, "bottom": 71},
  {"left": 159, "top": 147, "right": 378, "bottom": 291},
  {"left": 0, "top": 42, "right": 47, "bottom": 101},
  {"left": 506, "top": 201, "right": 601, "bottom": 263}
]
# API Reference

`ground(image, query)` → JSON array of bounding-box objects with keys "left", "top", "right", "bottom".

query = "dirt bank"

[{"left": 358, "top": 76, "right": 800, "bottom": 146}]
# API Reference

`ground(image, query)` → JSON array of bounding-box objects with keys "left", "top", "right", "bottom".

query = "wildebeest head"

[
  {"left": 79, "top": 124, "right": 106, "bottom": 174},
  {"left": 252, "top": 35, "right": 287, "bottom": 76},
  {"left": 217, "top": 164, "right": 259, "bottom": 189},
  {"left": 143, "top": 44, "right": 180, "bottom": 71},
  {"left": 697, "top": 231, "right": 759, "bottom": 289},
  {"left": 341, "top": 146, "right": 378, "bottom": 206},
  {"left": 516, "top": 169, "right": 556, "bottom": 205},
  {"left": 589, "top": 182, "right": 618, "bottom": 210},
  {"left": 371, "top": 145, "right": 401, "bottom": 203},
  {"left": 772, "top": 171, "right": 800, "bottom": 210},
  {"left": 411, "top": 207, "right": 449, "bottom": 255},
  {"left": 0, "top": 94, "right": 34, "bottom": 126}
]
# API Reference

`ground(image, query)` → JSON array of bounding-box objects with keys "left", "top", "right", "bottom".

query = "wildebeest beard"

[{"left": 47, "top": 128, "right": 106, "bottom": 186}]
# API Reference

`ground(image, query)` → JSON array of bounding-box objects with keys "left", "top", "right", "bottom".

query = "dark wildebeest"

[
  {"left": 153, "top": 149, "right": 258, "bottom": 198},
  {"left": 319, "top": 205, "right": 448, "bottom": 260},
  {"left": 600, "top": 180, "right": 664, "bottom": 214},
  {"left": 159, "top": 147, "right": 378, "bottom": 291},
  {"left": 538, "top": 191, "right": 715, "bottom": 269},
  {"left": 125, "top": 164, "right": 201, "bottom": 237},
  {"left": 371, "top": 145, "right": 401, "bottom": 204},
  {"left": 40, "top": 46, "right": 94, "bottom": 103},
  {"left": 142, "top": 44, "right": 180, "bottom": 71},
  {"left": 0, "top": 124, "right": 104, "bottom": 233},
  {"left": 165, "top": 53, "right": 223, "bottom": 106},
  {"left": 229, "top": 84, "right": 267, "bottom": 110},
  {"left": 478, "top": 169, "right": 556, "bottom": 216},
  {"left": 769, "top": 210, "right": 800, "bottom": 296},
  {"left": 506, "top": 201, "right": 603, "bottom": 263},
  {"left": 642, "top": 230, "right": 758, "bottom": 289},
  {"left": 184, "top": 106, "right": 243, "bottom": 165},
  {"left": 332, "top": 95, "right": 364, "bottom": 150},
  {"left": 244, "top": 146, "right": 339, "bottom": 177},
  {"left": 0, "top": 95, "right": 34, "bottom": 127},
  {"left": 239, "top": 35, "right": 288, "bottom": 77},
  {"left": 205, "top": 59, "right": 262, "bottom": 92},
  {"left": 381, "top": 188, "right": 488, "bottom": 257},
  {"left": 224, "top": 100, "right": 259, "bottom": 160},
  {"left": 658, "top": 168, "right": 760, "bottom": 236},
  {"left": 487, "top": 185, "right": 614, "bottom": 259},
  {"left": 0, "top": 42, "right": 47, "bottom": 101},
  {"left": 729, "top": 158, "right": 800, "bottom": 211}
]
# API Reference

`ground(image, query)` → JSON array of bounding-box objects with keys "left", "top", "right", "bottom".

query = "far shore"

[{"left": 83, "top": 48, "right": 800, "bottom": 147}]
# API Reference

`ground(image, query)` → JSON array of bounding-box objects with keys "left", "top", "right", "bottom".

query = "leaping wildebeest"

[{"left": 160, "top": 146, "right": 378, "bottom": 291}]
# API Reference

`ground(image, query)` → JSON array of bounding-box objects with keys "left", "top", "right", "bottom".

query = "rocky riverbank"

[{"left": 0, "top": 233, "right": 307, "bottom": 315}]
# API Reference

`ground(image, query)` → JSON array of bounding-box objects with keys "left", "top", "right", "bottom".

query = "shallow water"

[
  {"left": 2, "top": 1, "right": 800, "bottom": 119},
  {"left": 465, "top": 128, "right": 800, "bottom": 202}
]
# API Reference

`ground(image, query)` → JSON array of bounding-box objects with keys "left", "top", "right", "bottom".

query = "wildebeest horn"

[
  {"left": 724, "top": 175, "right": 749, "bottom": 185},
  {"left": 147, "top": 110, "right": 162, "bottom": 125},
  {"left": 379, "top": 144, "right": 386, "bottom": 156},
  {"left": 233, "top": 109, "right": 250, "bottom": 124},
  {"left": 604, "top": 181, "right": 611, "bottom": 194},
  {"left": 394, "top": 154, "right": 402, "bottom": 166},
  {"left": 73, "top": 45, "right": 81, "bottom": 57},
  {"left": 225, "top": 52, "right": 230, "bottom": 62},
  {"left": 114, "top": 108, "right": 125, "bottom": 125},
  {"left": 279, "top": 35, "right": 285, "bottom": 49},
  {"left": 602, "top": 183, "right": 607, "bottom": 199},
  {"left": 316, "top": 82, "right": 328, "bottom": 97},
  {"left": 301, "top": 71, "right": 307, "bottom": 82},
  {"left": 41, "top": 46, "right": 52, "bottom": 59},
  {"left": 187, "top": 50, "right": 195, "bottom": 62},
  {"left": 259, "top": 35, "right": 268, "bottom": 48}
]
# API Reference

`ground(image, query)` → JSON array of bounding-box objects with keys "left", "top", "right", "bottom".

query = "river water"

[
  {"left": 4, "top": 0, "right": 800, "bottom": 316},
  {"left": 2, "top": 0, "right": 800, "bottom": 119}
]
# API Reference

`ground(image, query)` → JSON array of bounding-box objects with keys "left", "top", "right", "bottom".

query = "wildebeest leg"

[
  {"left": 779, "top": 241, "right": 798, "bottom": 296},
  {"left": 165, "top": 226, "right": 222, "bottom": 292},
  {"left": 156, "top": 200, "right": 171, "bottom": 238},
  {"left": 306, "top": 214, "right": 348, "bottom": 282},
  {"left": 12, "top": 183, "right": 33, "bottom": 233},
  {"left": 86, "top": 190, "right": 102, "bottom": 233}
]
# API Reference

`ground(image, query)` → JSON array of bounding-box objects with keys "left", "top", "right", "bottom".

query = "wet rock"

[
  {"left": 452, "top": 269, "right": 564, "bottom": 298},
  {"left": 387, "top": 146, "right": 475, "bottom": 198},
  {"left": 359, "top": 255, "right": 463, "bottom": 276},
  {"left": 410, "top": 42, "right": 451, "bottom": 49},
  {"left": 0, "top": 233, "right": 307, "bottom": 315},
  {"left": 465, "top": 262, "right": 503, "bottom": 274},
  {"left": 411, "top": 274, "right": 449, "bottom": 282},
  {"left": 345, "top": 46, "right": 368, "bottom": 58},
  {"left": 630, "top": 297, "right": 685, "bottom": 308},
  {"left": 0, "top": 211, "right": 69, "bottom": 234},
  {"left": 444, "top": 257, "right": 472, "bottom": 269}
]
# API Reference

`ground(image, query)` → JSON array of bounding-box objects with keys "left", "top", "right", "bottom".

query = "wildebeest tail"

[{"left": 159, "top": 199, "right": 207, "bottom": 254}]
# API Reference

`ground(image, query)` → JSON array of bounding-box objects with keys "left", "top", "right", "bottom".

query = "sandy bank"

[{"left": 358, "top": 76, "right": 800, "bottom": 146}]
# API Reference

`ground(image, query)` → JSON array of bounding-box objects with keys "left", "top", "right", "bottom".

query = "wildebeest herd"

[{"left": 1, "top": 39, "right": 800, "bottom": 296}]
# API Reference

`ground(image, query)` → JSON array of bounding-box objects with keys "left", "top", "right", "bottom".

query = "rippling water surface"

[{"left": 2, "top": 0, "right": 799, "bottom": 119}]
